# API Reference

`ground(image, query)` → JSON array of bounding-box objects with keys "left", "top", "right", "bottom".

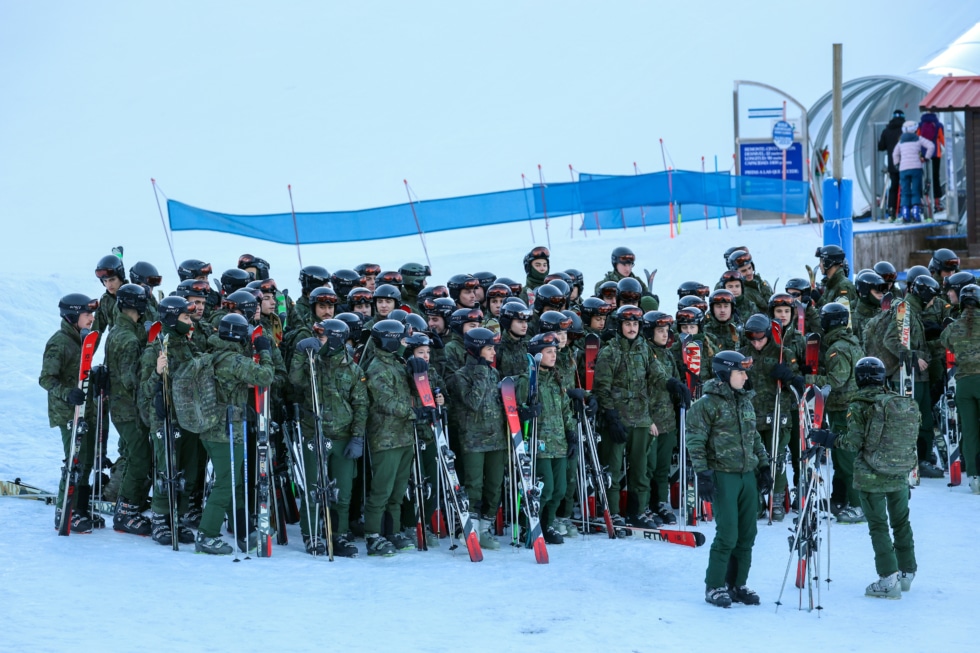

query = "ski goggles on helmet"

[
  {"left": 359, "top": 264, "right": 382, "bottom": 276},
  {"left": 769, "top": 294, "right": 796, "bottom": 309},
  {"left": 613, "top": 253, "right": 635, "bottom": 265},
  {"left": 616, "top": 305, "right": 644, "bottom": 322},
  {"left": 182, "top": 280, "right": 211, "bottom": 297},
  {"left": 528, "top": 246, "right": 550, "bottom": 261},
  {"left": 311, "top": 289, "right": 340, "bottom": 305},
  {"left": 378, "top": 271, "right": 403, "bottom": 285},
  {"left": 744, "top": 329, "right": 769, "bottom": 342},
  {"left": 428, "top": 285, "right": 450, "bottom": 299},
  {"left": 486, "top": 285, "right": 512, "bottom": 300},
  {"left": 617, "top": 290, "right": 641, "bottom": 304},
  {"left": 598, "top": 285, "right": 618, "bottom": 300},
  {"left": 95, "top": 267, "right": 121, "bottom": 280},
  {"left": 730, "top": 252, "right": 752, "bottom": 269}
]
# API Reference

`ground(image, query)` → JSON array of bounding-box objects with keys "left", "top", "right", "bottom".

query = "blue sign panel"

[
  {"left": 772, "top": 120, "right": 794, "bottom": 150},
  {"left": 739, "top": 142, "right": 803, "bottom": 180}
]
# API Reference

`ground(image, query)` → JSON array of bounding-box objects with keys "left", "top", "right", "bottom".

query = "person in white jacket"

[{"left": 892, "top": 120, "right": 935, "bottom": 222}]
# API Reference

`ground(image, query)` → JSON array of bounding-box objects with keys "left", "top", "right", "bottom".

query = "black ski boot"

[
  {"left": 113, "top": 497, "right": 152, "bottom": 536},
  {"left": 728, "top": 585, "right": 761, "bottom": 605},
  {"left": 543, "top": 526, "right": 564, "bottom": 545},
  {"left": 331, "top": 533, "right": 359, "bottom": 558},
  {"left": 705, "top": 586, "right": 732, "bottom": 608},
  {"left": 195, "top": 532, "right": 233, "bottom": 555},
  {"left": 150, "top": 512, "right": 173, "bottom": 546},
  {"left": 181, "top": 494, "right": 203, "bottom": 529}
]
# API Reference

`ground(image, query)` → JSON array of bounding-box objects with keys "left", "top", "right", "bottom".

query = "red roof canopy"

[{"left": 920, "top": 75, "right": 980, "bottom": 111}]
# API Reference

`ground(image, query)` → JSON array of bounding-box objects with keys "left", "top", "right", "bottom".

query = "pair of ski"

[{"left": 941, "top": 349, "right": 962, "bottom": 487}]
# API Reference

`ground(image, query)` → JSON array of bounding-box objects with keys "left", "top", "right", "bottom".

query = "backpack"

[
  {"left": 918, "top": 117, "right": 938, "bottom": 144},
  {"left": 169, "top": 353, "right": 221, "bottom": 433},
  {"left": 862, "top": 393, "right": 919, "bottom": 476}
]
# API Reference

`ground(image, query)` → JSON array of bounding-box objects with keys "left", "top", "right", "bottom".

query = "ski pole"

[
  {"left": 228, "top": 406, "right": 240, "bottom": 562},
  {"left": 242, "top": 412, "right": 250, "bottom": 560}
]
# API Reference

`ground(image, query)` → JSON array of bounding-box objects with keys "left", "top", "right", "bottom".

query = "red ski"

[
  {"left": 583, "top": 333, "right": 600, "bottom": 392},
  {"left": 58, "top": 329, "right": 100, "bottom": 536}
]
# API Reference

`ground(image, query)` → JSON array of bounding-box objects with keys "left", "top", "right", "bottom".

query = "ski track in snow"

[{"left": 2, "top": 219, "right": 976, "bottom": 651}]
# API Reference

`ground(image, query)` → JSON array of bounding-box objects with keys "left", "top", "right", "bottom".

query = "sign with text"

[{"left": 739, "top": 142, "right": 803, "bottom": 180}]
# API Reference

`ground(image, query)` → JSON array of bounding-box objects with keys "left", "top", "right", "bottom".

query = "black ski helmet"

[
  {"left": 616, "top": 277, "right": 642, "bottom": 305},
  {"left": 354, "top": 263, "right": 381, "bottom": 278},
  {"left": 449, "top": 307, "right": 484, "bottom": 336},
  {"left": 610, "top": 246, "right": 635, "bottom": 267},
  {"left": 220, "top": 268, "right": 251, "bottom": 295},
  {"left": 377, "top": 270, "right": 403, "bottom": 289},
  {"left": 316, "top": 318, "right": 350, "bottom": 354},
  {"left": 331, "top": 269, "right": 365, "bottom": 299},
  {"left": 129, "top": 261, "right": 162, "bottom": 287},
  {"left": 345, "top": 287, "right": 373, "bottom": 308},
  {"left": 712, "top": 350, "right": 752, "bottom": 382},
  {"left": 743, "top": 313, "right": 772, "bottom": 341},
  {"left": 447, "top": 274, "right": 480, "bottom": 304},
  {"left": 945, "top": 271, "right": 977, "bottom": 296},
  {"left": 418, "top": 284, "right": 450, "bottom": 303},
  {"left": 335, "top": 312, "right": 364, "bottom": 344},
  {"left": 398, "top": 263, "right": 431, "bottom": 291},
  {"left": 563, "top": 269, "right": 584, "bottom": 296},
  {"left": 533, "top": 284, "right": 566, "bottom": 313},
  {"left": 218, "top": 313, "right": 250, "bottom": 343},
  {"left": 177, "top": 259, "right": 212, "bottom": 282},
  {"left": 854, "top": 357, "right": 887, "bottom": 388},
  {"left": 708, "top": 289, "right": 735, "bottom": 313},
  {"left": 473, "top": 271, "right": 497, "bottom": 291},
  {"left": 958, "top": 284, "right": 980, "bottom": 309},
  {"left": 496, "top": 277, "right": 523, "bottom": 297},
  {"left": 310, "top": 286, "right": 340, "bottom": 308},
  {"left": 580, "top": 297, "right": 614, "bottom": 321},
  {"left": 498, "top": 300, "right": 532, "bottom": 332},
  {"left": 855, "top": 271, "right": 887, "bottom": 299},
  {"left": 404, "top": 313, "right": 428, "bottom": 334},
  {"left": 615, "top": 305, "right": 643, "bottom": 333},
  {"left": 522, "top": 246, "right": 550, "bottom": 274},
  {"left": 910, "top": 275, "right": 940, "bottom": 304},
  {"left": 373, "top": 284, "right": 403, "bottom": 303},
  {"left": 678, "top": 295, "right": 709, "bottom": 314},
  {"left": 59, "top": 293, "right": 98, "bottom": 325},
  {"left": 719, "top": 270, "right": 744, "bottom": 291},
  {"left": 463, "top": 327, "right": 499, "bottom": 359},
  {"left": 675, "top": 306, "right": 704, "bottom": 330},
  {"left": 527, "top": 332, "right": 559, "bottom": 356},
  {"left": 726, "top": 249, "right": 752, "bottom": 272},
  {"left": 485, "top": 283, "right": 513, "bottom": 303},
  {"left": 421, "top": 297, "right": 456, "bottom": 322},
  {"left": 299, "top": 265, "right": 331, "bottom": 294},
  {"left": 538, "top": 310, "right": 573, "bottom": 333},
  {"left": 767, "top": 293, "right": 797, "bottom": 321},
  {"left": 785, "top": 278, "right": 811, "bottom": 302},
  {"left": 873, "top": 261, "right": 898, "bottom": 285},
  {"left": 928, "top": 248, "right": 960, "bottom": 274},
  {"left": 561, "top": 310, "right": 584, "bottom": 337},
  {"left": 402, "top": 331, "right": 432, "bottom": 356},
  {"left": 597, "top": 280, "right": 619, "bottom": 301},
  {"left": 546, "top": 278, "right": 571, "bottom": 302},
  {"left": 158, "top": 296, "right": 191, "bottom": 328},
  {"left": 722, "top": 246, "right": 748, "bottom": 262},
  {"left": 819, "top": 302, "right": 850, "bottom": 332},
  {"left": 115, "top": 283, "right": 148, "bottom": 316},
  {"left": 222, "top": 289, "right": 258, "bottom": 316},
  {"left": 905, "top": 265, "right": 931, "bottom": 290},
  {"left": 370, "top": 319, "right": 406, "bottom": 353},
  {"left": 677, "top": 281, "right": 710, "bottom": 299},
  {"left": 387, "top": 309, "right": 409, "bottom": 324},
  {"left": 641, "top": 311, "right": 674, "bottom": 341},
  {"left": 237, "top": 254, "right": 270, "bottom": 280},
  {"left": 95, "top": 254, "right": 126, "bottom": 282},
  {"left": 816, "top": 245, "right": 846, "bottom": 269},
  {"left": 176, "top": 279, "right": 210, "bottom": 300}
]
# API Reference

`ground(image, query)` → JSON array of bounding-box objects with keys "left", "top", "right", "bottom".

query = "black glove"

[
  {"left": 757, "top": 466, "right": 774, "bottom": 492},
  {"left": 154, "top": 389, "right": 167, "bottom": 419},
  {"left": 67, "top": 387, "right": 86, "bottom": 406},
  {"left": 666, "top": 377, "right": 692, "bottom": 410},
  {"left": 604, "top": 408, "right": 628, "bottom": 444},
  {"left": 406, "top": 357, "right": 428, "bottom": 375},
  {"left": 790, "top": 375, "right": 806, "bottom": 398},
  {"left": 808, "top": 428, "right": 837, "bottom": 448},
  {"left": 89, "top": 365, "right": 110, "bottom": 395},
  {"left": 253, "top": 335, "right": 272, "bottom": 352},
  {"left": 413, "top": 405, "right": 436, "bottom": 424},
  {"left": 427, "top": 332, "right": 444, "bottom": 350},
  {"left": 518, "top": 403, "right": 542, "bottom": 422},
  {"left": 769, "top": 363, "right": 795, "bottom": 385},
  {"left": 297, "top": 337, "right": 321, "bottom": 354},
  {"left": 696, "top": 470, "right": 715, "bottom": 502},
  {"left": 809, "top": 287, "right": 823, "bottom": 305},
  {"left": 343, "top": 436, "right": 364, "bottom": 460},
  {"left": 923, "top": 320, "right": 943, "bottom": 341},
  {"left": 585, "top": 396, "right": 598, "bottom": 420},
  {"left": 800, "top": 363, "right": 813, "bottom": 376},
  {"left": 565, "top": 429, "right": 579, "bottom": 459},
  {"left": 567, "top": 388, "right": 586, "bottom": 412}
]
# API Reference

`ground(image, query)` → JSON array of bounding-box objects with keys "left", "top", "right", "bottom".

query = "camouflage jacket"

[
  {"left": 704, "top": 315, "right": 742, "bottom": 352},
  {"left": 446, "top": 358, "right": 508, "bottom": 453},
  {"left": 649, "top": 343, "right": 678, "bottom": 432},
  {"left": 515, "top": 364, "right": 575, "bottom": 459},
  {"left": 496, "top": 330, "right": 529, "bottom": 379},
  {"left": 364, "top": 349, "right": 415, "bottom": 453},
  {"left": 202, "top": 336, "right": 274, "bottom": 443},
  {"left": 105, "top": 306, "right": 147, "bottom": 424},
  {"left": 882, "top": 296, "right": 929, "bottom": 369},
  {"left": 39, "top": 320, "right": 97, "bottom": 428},
  {"left": 291, "top": 295, "right": 314, "bottom": 332},
  {"left": 311, "top": 348, "right": 368, "bottom": 439},
  {"left": 593, "top": 335, "right": 664, "bottom": 427},
  {"left": 685, "top": 379, "right": 767, "bottom": 475},
  {"left": 738, "top": 337, "right": 800, "bottom": 431},
  {"left": 807, "top": 326, "right": 863, "bottom": 412},
  {"left": 818, "top": 268, "right": 857, "bottom": 309},
  {"left": 137, "top": 324, "right": 205, "bottom": 433},
  {"left": 743, "top": 275, "right": 773, "bottom": 315},
  {"left": 94, "top": 290, "right": 117, "bottom": 333},
  {"left": 556, "top": 346, "right": 577, "bottom": 389},
  {"left": 670, "top": 332, "right": 717, "bottom": 385},
  {"left": 442, "top": 339, "right": 467, "bottom": 377},
  {"left": 941, "top": 307, "right": 980, "bottom": 378},
  {"left": 852, "top": 296, "right": 880, "bottom": 346},
  {"left": 593, "top": 269, "right": 649, "bottom": 295},
  {"left": 838, "top": 387, "right": 915, "bottom": 493}
]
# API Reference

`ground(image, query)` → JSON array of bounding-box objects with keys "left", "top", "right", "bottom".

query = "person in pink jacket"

[{"left": 892, "top": 120, "right": 935, "bottom": 223}]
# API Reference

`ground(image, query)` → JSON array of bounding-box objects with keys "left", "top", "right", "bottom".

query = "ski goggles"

[
  {"left": 311, "top": 290, "right": 341, "bottom": 305},
  {"left": 729, "top": 252, "right": 752, "bottom": 269},
  {"left": 617, "top": 305, "right": 644, "bottom": 322},
  {"left": 254, "top": 279, "right": 278, "bottom": 294},
  {"left": 613, "top": 253, "right": 636, "bottom": 265},
  {"left": 486, "top": 285, "right": 513, "bottom": 300},
  {"left": 598, "top": 286, "right": 619, "bottom": 300},
  {"left": 378, "top": 271, "right": 403, "bottom": 286},
  {"left": 427, "top": 285, "right": 450, "bottom": 299},
  {"left": 538, "top": 292, "right": 566, "bottom": 308},
  {"left": 181, "top": 280, "right": 211, "bottom": 296},
  {"left": 455, "top": 277, "right": 482, "bottom": 291},
  {"left": 618, "top": 290, "right": 641, "bottom": 304},
  {"left": 141, "top": 274, "right": 163, "bottom": 287},
  {"left": 744, "top": 329, "right": 770, "bottom": 342},
  {"left": 769, "top": 294, "right": 796, "bottom": 309},
  {"left": 94, "top": 268, "right": 121, "bottom": 280},
  {"left": 359, "top": 264, "right": 382, "bottom": 277},
  {"left": 643, "top": 313, "right": 674, "bottom": 328},
  {"left": 528, "top": 246, "right": 550, "bottom": 261}
]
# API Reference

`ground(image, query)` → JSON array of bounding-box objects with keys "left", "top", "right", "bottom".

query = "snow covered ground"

[{"left": 2, "top": 217, "right": 977, "bottom": 652}]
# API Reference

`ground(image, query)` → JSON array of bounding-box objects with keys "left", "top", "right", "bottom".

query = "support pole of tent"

[
  {"left": 521, "top": 174, "right": 537, "bottom": 242},
  {"left": 537, "top": 165, "right": 551, "bottom": 251},
  {"left": 403, "top": 180, "right": 432, "bottom": 271},
  {"left": 287, "top": 184, "right": 304, "bottom": 269},
  {"left": 150, "top": 178, "right": 179, "bottom": 273},
  {"left": 660, "top": 140, "right": 675, "bottom": 239},
  {"left": 568, "top": 164, "right": 579, "bottom": 238},
  {"left": 633, "top": 162, "right": 647, "bottom": 231},
  {"left": 702, "top": 157, "right": 710, "bottom": 229}
]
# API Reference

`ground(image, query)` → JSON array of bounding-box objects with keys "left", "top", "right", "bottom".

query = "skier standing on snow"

[
  {"left": 940, "top": 284, "right": 980, "bottom": 494},
  {"left": 686, "top": 350, "right": 770, "bottom": 608}
]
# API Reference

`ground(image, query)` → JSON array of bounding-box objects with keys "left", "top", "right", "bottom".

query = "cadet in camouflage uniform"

[
  {"left": 447, "top": 327, "right": 508, "bottom": 550},
  {"left": 719, "top": 270, "right": 754, "bottom": 324},
  {"left": 940, "top": 284, "right": 980, "bottom": 491},
  {"left": 39, "top": 293, "right": 101, "bottom": 533},
  {"left": 93, "top": 253, "right": 126, "bottom": 333},
  {"left": 442, "top": 307, "right": 483, "bottom": 375},
  {"left": 718, "top": 250, "right": 773, "bottom": 317},
  {"left": 806, "top": 303, "right": 865, "bottom": 522},
  {"left": 176, "top": 259, "right": 221, "bottom": 321},
  {"left": 515, "top": 333, "right": 577, "bottom": 545},
  {"left": 686, "top": 350, "right": 770, "bottom": 609},
  {"left": 852, "top": 271, "right": 887, "bottom": 346},
  {"left": 739, "top": 314, "right": 804, "bottom": 522},
  {"left": 137, "top": 296, "right": 202, "bottom": 547},
  {"left": 194, "top": 314, "right": 275, "bottom": 555},
  {"left": 812, "top": 356, "right": 919, "bottom": 598},
  {"left": 814, "top": 245, "right": 857, "bottom": 313},
  {"left": 104, "top": 285, "right": 154, "bottom": 536},
  {"left": 521, "top": 246, "right": 550, "bottom": 304},
  {"left": 594, "top": 246, "right": 650, "bottom": 295},
  {"left": 289, "top": 319, "right": 368, "bottom": 556},
  {"left": 399, "top": 262, "right": 431, "bottom": 314},
  {"left": 496, "top": 300, "right": 532, "bottom": 379},
  {"left": 672, "top": 306, "right": 717, "bottom": 385},
  {"left": 943, "top": 271, "right": 976, "bottom": 321},
  {"left": 704, "top": 289, "right": 742, "bottom": 351},
  {"left": 785, "top": 278, "right": 823, "bottom": 337},
  {"left": 363, "top": 319, "right": 417, "bottom": 556},
  {"left": 290, "top": 266, "right": 333, "bottom": 331},
  {"left": 593, "top": 304, "right": 667, "bottom": 528}
]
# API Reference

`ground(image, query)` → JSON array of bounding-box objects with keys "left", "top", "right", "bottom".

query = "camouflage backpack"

[
  {"left": 170, "top": 353, "right": 221, "bottom": 433},
  {"left": 862, "top": 392, "right": 919, "bottom": 476}
]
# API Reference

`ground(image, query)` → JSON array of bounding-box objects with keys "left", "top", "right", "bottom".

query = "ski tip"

[
  {"left": 465, "top": 532, "right": 484, "bottom": 562},
  {"left": 532, "top": 537, "right": 550, "bottom": 564}
]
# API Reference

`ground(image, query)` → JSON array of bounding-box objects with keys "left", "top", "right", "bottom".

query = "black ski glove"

[
  {"left": 406, "top": 357, "right": 428, "bottom": 375},
  {"left": 153, "top": 389, "right": 167, "bottom": 419},
  {"left": 565, "top": 429, "right": 579, "bottom": 459},
  {"left": 253, "top": 335, "right": 272, "bottom": 352},
  {"left": 809, "top": 287, "right": 823, "bottom": 305},
  {"left": 769, "top": 363, "right": 795, "bottom": 384},
  {"left": 67, "top": 387, "right": 86, "bottom": 406},
  {"left": 567, "top": 388, "right": 586, "bottom": 412},
  {"left": 297, "top": 337, "right": 321, "bottom": 355},
  {"left": 89, "top": 365, "right": 110, "bottom": 395},
  {"left": 808, "top": 428, "right": 837, "bottom": 448},
  {"left": 427, "top": 332, "right": 444, "bottom": 350},
  {"left": 757, "top": 466, "right": 774, "bottom": 492},
  {"left": 585, "top": 396, "right": 598, "bottom": 420},
  {"left": 343, "top": 436, "right": 364, "bottom": 460},
  {"left": 696, "top": 470, "right": 715, "bottom": 502},
  {"left": 790, "top": 375, "right": 806, "bottom": 398},
  {"left": 666, "top": 377, "right": 692, "bottom": 410},
  {"left": 923, "top": 320, "right": 943, "bottom": 341},
  {"left": 604, "top": 408, "right": 628, "bottom": 444},
  {"left": 413, "top": 406, "right": 436, "bottom": 424},
  {"left": 518, "top": 403, "right": 542, "bottom": 422}
]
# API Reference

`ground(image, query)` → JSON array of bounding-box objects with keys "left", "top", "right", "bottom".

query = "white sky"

[{"left": 1, "top": 1, "right": 975, "bottom": 270}]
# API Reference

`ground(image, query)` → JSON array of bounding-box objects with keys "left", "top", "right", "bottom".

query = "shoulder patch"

[{"left": 829, "top": 352, "right": 837, "bottom": 358}]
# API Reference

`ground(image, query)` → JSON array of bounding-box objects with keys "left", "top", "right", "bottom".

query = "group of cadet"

[{"left": 39, "top": 240, "right": 980, "bottom": 606}]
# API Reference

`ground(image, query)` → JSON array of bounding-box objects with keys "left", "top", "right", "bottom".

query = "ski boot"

[
  {"left": 899, "top": 206, "right": 911, "bottom": 223},
  {"left": 727, "top": 585, "right": 761, "bottom": 605},
  {"left": 836, "top": 505, "right": 866, "bottom": 524},
  {"left": 918, "top": 460, "right": 944, "bottom": 478},
  {"left": 970, "top": 476, "right": 980, "bottom": 494},
  {"left": 910, "top": 205, "right": 923, "bottom": 223},
  {"left": 331, "top": 533, "right": 359, "bottom": 558},
  {"left": 543, "top": 525, "right": 564, "bottom": 545},
  {"left": 478, "top": 514, "right": 500, "bottom": 550},
  {"left": 303, "top": 534, "right": 327, "bottom": 556},
  {"left": 55, "top": 508, "right": 94, "bottom": 534},
  {"left": 389, "top": 530, "right": 416, "bottom": 551},
  {"left": 181, "top": 495, "right": 203, "bottom": 529},
  {"left": 705, "top": 586, "right": 732, "bottom": 608},
  {"left": 557, "top": 517, "right": 579, "bottom": 538},
  {"left": 113, "top": 498, "right": 152, "bottom": 536},
  {"left": 195, "top": 532, "right": 233, "bottom": 555},
  {"left": 866, "top": 572, "right": 901, "bottom": 599},
  {"left": 365, "top": 533, "right": 396, "bottom": 557},
  {"left": 655, "top": 502, "right": 678, "bottom": 526},
  {"left": 900, "top": 571, "right": 915, "bottom": 592}
]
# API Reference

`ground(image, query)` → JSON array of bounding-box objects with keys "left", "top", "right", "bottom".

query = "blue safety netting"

[{"left": 167, "top": 170, "right": 810, "bottom": 244}]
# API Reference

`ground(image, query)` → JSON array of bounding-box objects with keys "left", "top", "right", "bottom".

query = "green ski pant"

[
  {"left": 828, "top": 409, "right": 861, "bottom": 508},
  {"left": 599, "top": 426, "right": 651, "bottom": 515},
  {"left": 559, "top": 449, "right": 579, "bottom": 519},
  {"left": 150, "top": 427, "right": 199, "bottom": 516},
  {"left": 299, "top": 435, "right": 357, "bottom": 537},
  {"left": 461, "top": 449, "right": 507, "bottom": 517},
  {"left": 650, "top": 429, "right": 677, "bottom": 508},
  {"left": 199, "top": 439, "right": 244, "bottom": 538},
  {"left": 57, "top": 423, "right": 94, "bottom": 507},
  {"left": 704, "top": 470, "right": 758, "bottom": 589},
  {"left": 400, "top": 435, "right": 438, "bottom": 531},
  {"left": 858, "top": 488, "right": 917, "bottom": 577},
  {"left": 114, "top": 419, "right": 152, "bottom": 505},
  {"left": 914, "top": 380, "right": 935, "bottom": 462},
  {"left": 954, "top": 374, "right": 980, "bottom": 476},
  {"left": 364, "top": 446, "right": 413, "bottom": 536},
  {"left": 538, "top": 456, "right": 567, "bottom": 530}
]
